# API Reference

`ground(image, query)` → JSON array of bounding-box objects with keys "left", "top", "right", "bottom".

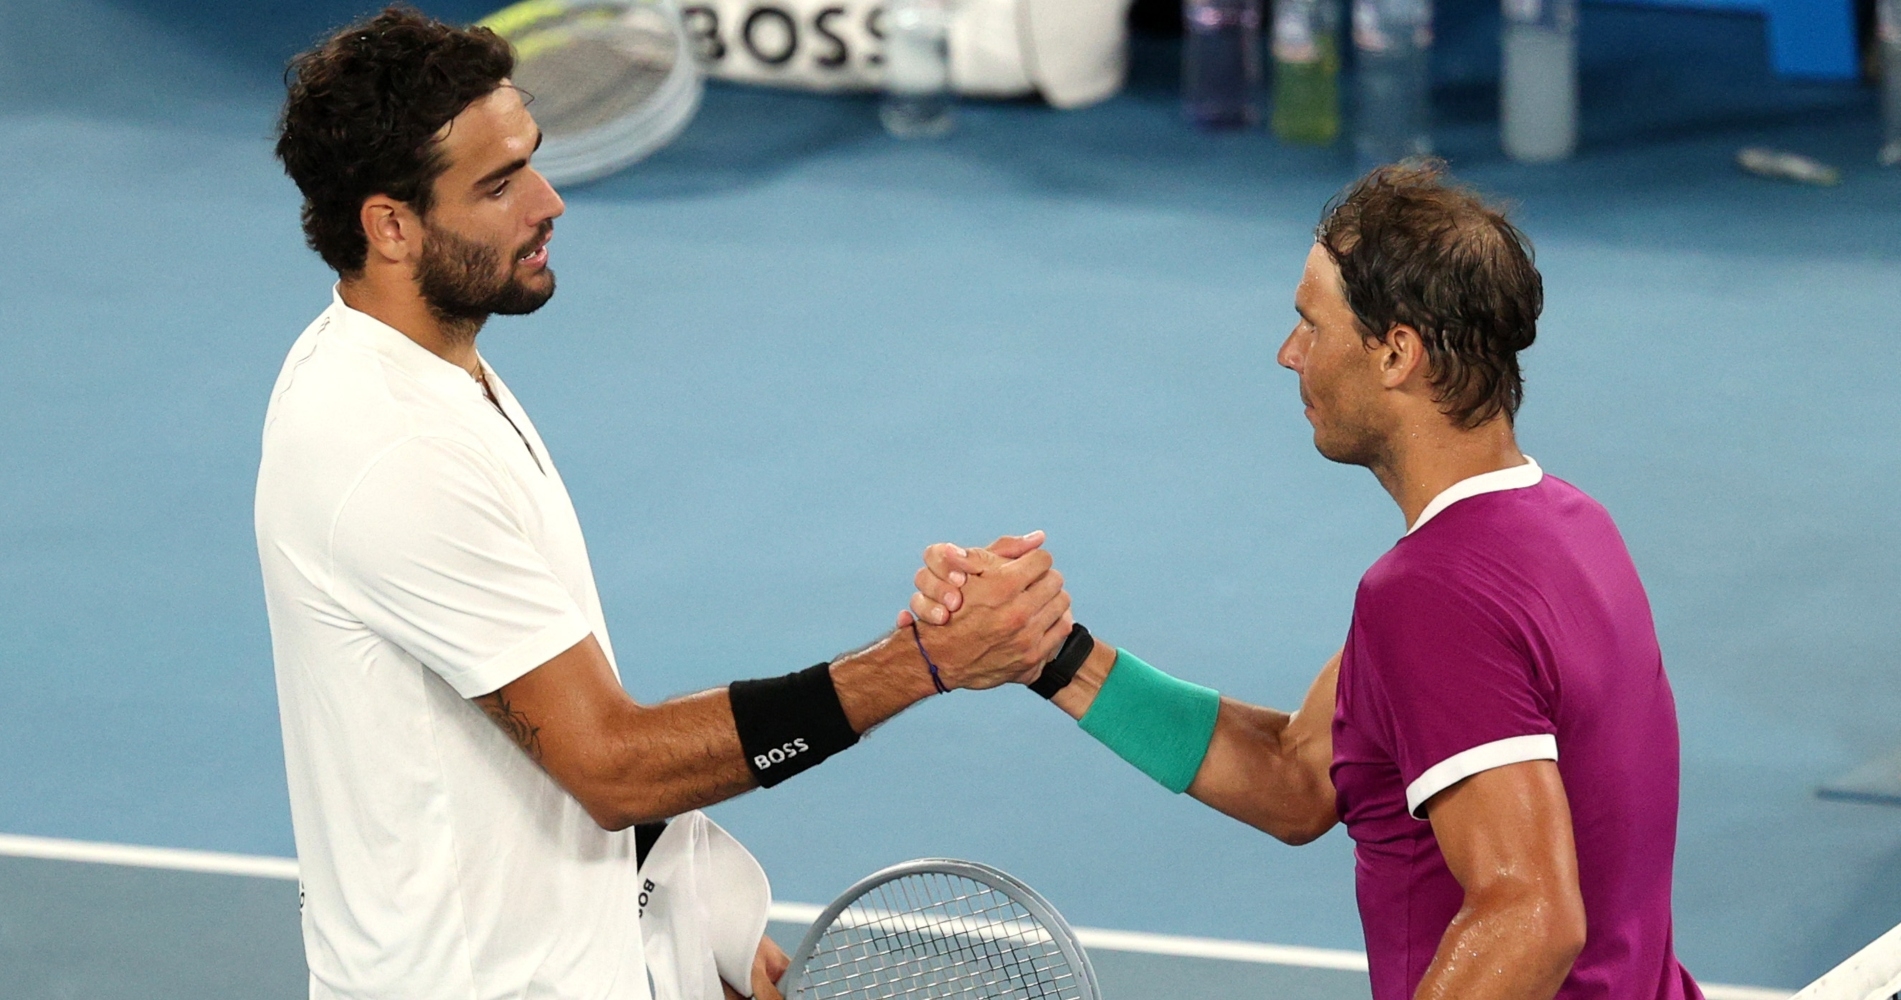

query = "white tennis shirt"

[{"left": 256, "top": 289, "right": 650, "bottom": 1000}]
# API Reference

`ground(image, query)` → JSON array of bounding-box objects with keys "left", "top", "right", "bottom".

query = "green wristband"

[{"left": 1077, "top": 649, "right": 1221, "bottom": 794}]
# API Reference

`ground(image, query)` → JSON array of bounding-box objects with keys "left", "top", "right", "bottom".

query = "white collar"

[
  {"left": 1405, "top": 456, "right": 1544, "bottom": 536},
  {"left": 325, "top": 284, "right": 490, "bottom": 401}
]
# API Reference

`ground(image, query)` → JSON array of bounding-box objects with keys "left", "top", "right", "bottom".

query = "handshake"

[{"left": 890, "top": 529, "right": 1081, "bottom": 693}]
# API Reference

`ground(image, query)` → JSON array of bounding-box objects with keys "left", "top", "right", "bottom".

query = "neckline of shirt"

[
  {"left": 327, "top": 285, "right": 492, "bottom": 402},
  {"left": 1403, "top": 456, "right": 1544, "bottom": 537}
]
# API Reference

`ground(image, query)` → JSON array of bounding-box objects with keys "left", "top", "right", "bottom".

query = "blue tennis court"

[{"left": 2, "top": 0, "right": 1899, "bottom": 995}]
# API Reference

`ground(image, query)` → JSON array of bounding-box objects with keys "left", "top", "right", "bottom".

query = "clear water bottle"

[
  {"left": 1182, "top": 0, "right": 1263, "bottom": 129},
  {"left": 1353, "top": 0, "right": 1432, "bottom": 166},
  {"left": 1501, "top": 0, "right": 1578, "bottom": 162},
  {"left": 881, "top": 0, "right": 955, "bottom": 138},
  {"left": 1272, "top": 0, "right": 1342, "bottom": 145},
  {"left": 1880, "top": 0, "right": 1899, "bottom": 166}
]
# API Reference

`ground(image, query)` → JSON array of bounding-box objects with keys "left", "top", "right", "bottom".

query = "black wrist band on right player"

[
  {"left": 1029, "top": 623, "right": 1094, "bottom": 700},
  {"left": 729, "top": 663, "right": 859, "bottom": 788}
]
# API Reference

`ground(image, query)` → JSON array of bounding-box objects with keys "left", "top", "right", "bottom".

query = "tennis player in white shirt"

[{"left": 258, "top": 9, "right": 1073, "bottom": 1000}]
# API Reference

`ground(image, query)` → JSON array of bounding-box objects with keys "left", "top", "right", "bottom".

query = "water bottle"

[
  {"left": 1272, "top": 0, "right": 1341, "bottom": 145},
  {"left": 1881, "top": 0, "right": 1899, "bottom": 166},
  {"left": 1182, "top": 0, "right": 1264, "bottom": 129},
  {"left": 881, "top": 0, "right": 955, "bottom": 138},
  {"left": 1500, "top": 0, "right": 1578, "bottom": 162},
  {"left": 1353, "top": 0, "right": 1432, "bottom": 166}
]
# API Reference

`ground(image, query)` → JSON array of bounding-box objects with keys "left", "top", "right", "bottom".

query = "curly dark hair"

[
  {"left": 1316, "top": 160, "right": 1542, "bottom": 428},
  {"left": 275, "top": 6, "right": 515, "bottom": 275}
]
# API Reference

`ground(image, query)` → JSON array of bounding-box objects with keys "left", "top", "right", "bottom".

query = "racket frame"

[{"left": 779, "top": 858, "right": 1102, "bottom": 1000}]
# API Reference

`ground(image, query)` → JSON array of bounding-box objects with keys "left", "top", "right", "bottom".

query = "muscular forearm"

[
  {"left": 484, "top": 630, "right": 939, "bottom": 830},
  {"left": 602, "top": 633, "right": 935, "bottom": 827},
  {"left": 584, "top": 687, "right": 759, "bottom": 828},
  {"left": 1189, "top": 699, "right": 1336, "bottom": 843},
  {"left": 1051, "top": 641, "right": 1336, "bottom": 843},
  {"left": 829, "top": 629, "right": 941, "bottom": 733},
  {"left": 1414, "top": 888, "right": 1584, "bottom": 1000}
]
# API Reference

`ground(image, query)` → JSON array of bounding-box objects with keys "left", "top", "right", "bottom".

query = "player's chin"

[
  {"left": 514, "top": 267, "right": 557, "bottom": 299},
  {"left": 512, "top": 260, "right": 555, "bottom": 284}
]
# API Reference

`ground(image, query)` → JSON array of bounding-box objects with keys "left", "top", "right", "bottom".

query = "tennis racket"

[
  {"left": 480, "top": 0, "right": 703, "bottom": 185},
  {"left": 780, "top": 859, "right": 1102, "bottom": 1000}
]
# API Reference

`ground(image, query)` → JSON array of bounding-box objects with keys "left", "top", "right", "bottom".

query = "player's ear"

[
  {"left": 359, "top": 194, "right": 421, "bottom": 266},
  {"left": 1378, "top": 323, "right": 1427, "bottom": 388}
]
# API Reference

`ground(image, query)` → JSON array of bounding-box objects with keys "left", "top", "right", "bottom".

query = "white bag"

[
  {"left": 676, "top": 0, "right": 1131, "bottom": 108},
  {"left": 639, "top": 811, "right": 773, "bottom": 1000}
]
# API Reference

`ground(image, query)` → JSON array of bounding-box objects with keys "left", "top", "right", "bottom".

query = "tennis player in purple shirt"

[{"left": 907, "top": 161, "right": 1703, "bottom": 1000}]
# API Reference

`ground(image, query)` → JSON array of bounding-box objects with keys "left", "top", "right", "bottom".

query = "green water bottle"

[{"left": 1271, "top": 0, "right": 1341, "bottom": 145}]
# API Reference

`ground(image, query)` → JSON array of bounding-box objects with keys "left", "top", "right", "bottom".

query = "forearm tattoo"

[{"left": 476, "top": 691, "right": 543, "bottom": 762}]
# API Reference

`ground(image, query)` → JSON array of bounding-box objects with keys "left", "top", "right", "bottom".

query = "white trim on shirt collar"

[
  {"left": 327, "top": 284, "right": 487, "bottom": 397},
  {"left": 1404, "top": 456, "right": 1543, "bottom": 536}
]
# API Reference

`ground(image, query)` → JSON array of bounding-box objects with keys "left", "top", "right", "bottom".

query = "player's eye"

[{"left": 490, "top": 180, "right": 510, "bottom": 198}]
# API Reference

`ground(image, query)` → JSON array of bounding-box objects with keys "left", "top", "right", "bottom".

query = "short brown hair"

[
  {"left": 275, "top": 6, "right": 515, "bottom": 275},
  {"left": 1316, "top": 160, "right": 1542, "bottom": 427}
]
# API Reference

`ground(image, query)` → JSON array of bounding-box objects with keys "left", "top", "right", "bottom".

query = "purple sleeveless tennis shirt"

[{"left": 1331, "top": 460, "right": 1702, "bottom": 1000}]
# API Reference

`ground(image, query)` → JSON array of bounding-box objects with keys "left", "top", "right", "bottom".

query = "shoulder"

[
  {"left": 1453, "top": 474, "right": 1616, "bottom": 537},
  {"left": 257, "top": 311, "right": 490, "bottom": 536},
  {"left": 262, "top": 317, "right": 481, "bottom": 477},
  {"left": 1349, "top": 527, "right": 1524, "bottom": 652}
]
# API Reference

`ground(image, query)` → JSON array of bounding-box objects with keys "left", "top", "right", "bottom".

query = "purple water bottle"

[{"left": 1183, "top": 0, "right": 1263, "bottom": 129}]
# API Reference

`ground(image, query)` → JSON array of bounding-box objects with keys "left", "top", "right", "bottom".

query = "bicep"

[
  {"left": 473, "top": 633, "right": 635, "bottom": 767},
  {"left": 1425, "top": 760, "right": 1581, "bottom": 909}
]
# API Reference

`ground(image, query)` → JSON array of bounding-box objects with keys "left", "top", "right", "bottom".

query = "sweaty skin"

[{"left": 905, "top": 243, "right": 1585, "bottom": 1000}]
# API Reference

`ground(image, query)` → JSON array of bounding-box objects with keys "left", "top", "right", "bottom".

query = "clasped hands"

[{"left": 892, "top": 531, "right": 1071, "bottom": 691}]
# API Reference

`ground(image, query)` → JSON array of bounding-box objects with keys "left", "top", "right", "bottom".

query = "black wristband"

[
  {"left": 1028, "top": 623, "right": 1094, "bottom": 700},
  {"left": 729, "top": 662, "right": 860, "bottom": 788}
]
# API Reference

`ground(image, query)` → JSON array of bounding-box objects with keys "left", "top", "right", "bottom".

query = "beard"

[
  {"left": 1314, "top": 420, "right": 1388, "bottom": 468},
  {"left": 1307, "top": 386, "right": 1392, "bottom": 469},
  {"left": 416, "top": 221, "right": 555, "bottom": 324}
]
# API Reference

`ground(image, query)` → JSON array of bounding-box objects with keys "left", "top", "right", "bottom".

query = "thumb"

[
  {"left": 983, "top": 530, "right": 1046, "bottom": 560},
  {"left": 960, "top": 545, "right": 1009, "bottom": 571}
]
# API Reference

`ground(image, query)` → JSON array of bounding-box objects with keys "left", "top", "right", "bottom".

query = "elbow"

[
  {"left": 589, "top": 806, "right": 639, "bottom": 832},
  {"left": 1473, "top": 883, "right": 1587, "bottom": 975},
  {"left": 1251, "top": 787, "right": 1338, "bottom": 845},
  {"left": 584, "top": 795, "right": 669, "bottom": 832},
  {"left": 1270, "top": 782, "right": 1339, "bottom": 845},
  {"left": 570, "top": 761, "right": 670, "bottom": 831},
  {"left": 1530, "top": 884, "right": 1587, "bottom": 968},
  {"left": 1268, "top": 807, "right": 1337, "bottom": 846},
  {"left": 1548, "top": 901, "right": 1587, "bottom": 968}
]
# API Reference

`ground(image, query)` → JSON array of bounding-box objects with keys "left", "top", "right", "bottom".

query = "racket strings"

[
  {"left": 508, "top": 7, "right": 679, "bottom": 136},
  {"left": 798, "top": 872, "right": 1087, "bottom": 1000}
]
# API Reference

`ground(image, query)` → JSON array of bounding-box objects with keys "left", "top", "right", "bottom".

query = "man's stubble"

[{"left": 416, "top": 220, "right": 555, "bottom": 326}]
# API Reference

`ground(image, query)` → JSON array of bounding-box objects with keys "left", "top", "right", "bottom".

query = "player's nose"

[
  {"left": 527, "top": 166, "right": 565, "bottom": 222},
  {"left": 1276, "top": 328, "right": 1304, "bottom": 371}
]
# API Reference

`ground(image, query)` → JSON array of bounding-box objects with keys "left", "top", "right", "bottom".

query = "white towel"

[{"left": 640, "top": 811, "right": 774, "bottom": 1000}]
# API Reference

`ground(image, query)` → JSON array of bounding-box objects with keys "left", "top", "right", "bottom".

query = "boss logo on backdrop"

[{"left": 682, "top": 1, "right": 889, "bottom": 84}]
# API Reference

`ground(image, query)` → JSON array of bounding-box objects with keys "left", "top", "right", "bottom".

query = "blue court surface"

[{"left": 3, "top": 0, "right": 1900, "bottom": 995}]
